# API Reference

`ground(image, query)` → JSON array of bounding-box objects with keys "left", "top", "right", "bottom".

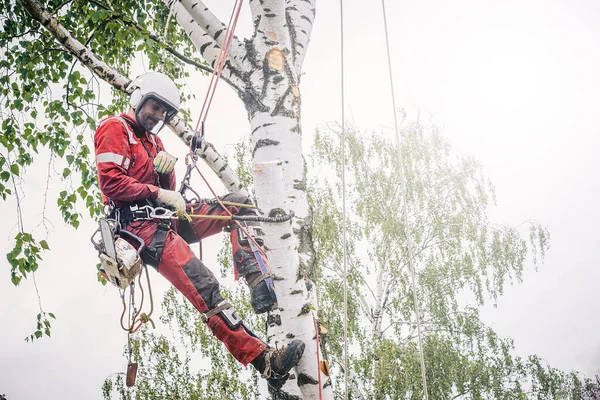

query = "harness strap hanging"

[
  {"left": 140, "top": 223, "right": 169, "bottom": 269},
  {"left": 246, "top": 272, "right": 271, "bottom": 290},
  {"left": 200, "top": 300, "right": 233, "bottom": 323}
]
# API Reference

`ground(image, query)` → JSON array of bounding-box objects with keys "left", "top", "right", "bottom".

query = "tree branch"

[
  {"left": 17, "top": 0, "right": 246, "bottom": 195},
  {"left": 285, "top": 0, "right": 316, "bottom": 75},
  {"left": 177, "top": 0, "right": 245, "bottom": 68},
  {"left": 163, "top": 1, "right": 245, "bottom": 91}
]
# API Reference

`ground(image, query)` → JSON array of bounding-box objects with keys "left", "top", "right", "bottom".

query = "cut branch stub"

[{"left": 266, "top": 47, "right": 285, "bottom": 71}]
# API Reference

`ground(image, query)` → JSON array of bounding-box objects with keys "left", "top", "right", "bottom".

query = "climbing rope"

[
  {"left": 381, "top": 0, "right": 429, "bottom": 398},
  {"left": 338, "top": 0, "right": 349, "bottom": 398},
  {"left": 184, "top": 0, "right": 287, "bottom": 261},
  {"left": 120, "top": 265, "right": 155, "bottom": 333},
  {"left": 195, "top": 0, "right": 243, "bottom": 130}
]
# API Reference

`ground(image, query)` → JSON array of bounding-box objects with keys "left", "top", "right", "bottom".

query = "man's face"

[{"left": 137, "top": 98, "right": 171, "bottom": 132}]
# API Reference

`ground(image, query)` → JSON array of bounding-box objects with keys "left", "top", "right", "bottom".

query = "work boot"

[
  {"left": 252, "top": 340, "right": 305, "bottom": 390},
  {"left": 246, "top": 271, "right": 277, "bottom": 314},
  {"left": 231, "top": 227, "right": 278, "bottom": 314}
]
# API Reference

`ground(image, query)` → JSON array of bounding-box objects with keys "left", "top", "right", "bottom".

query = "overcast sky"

[{"left": 2, "top": 0, "right": 600, "bottom": 398}]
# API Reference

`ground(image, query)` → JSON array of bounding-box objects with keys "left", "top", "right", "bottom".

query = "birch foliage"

[{"left": 309, "top": 122, "right": 598, "bottom": 399}]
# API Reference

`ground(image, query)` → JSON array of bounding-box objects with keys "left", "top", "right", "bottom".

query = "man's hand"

[
  {"left": 157, "top": 188, "right": 186, "bottom": 214},
  {"left": 153, "top": 151, "right": 177, "bottom": 173}
]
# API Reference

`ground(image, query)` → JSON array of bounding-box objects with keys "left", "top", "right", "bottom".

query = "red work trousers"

[{"left": 124, "top": 193, "right": 266, "bottom": 366}]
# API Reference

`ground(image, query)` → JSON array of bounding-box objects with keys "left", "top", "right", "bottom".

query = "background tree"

[
  {"left": 1, "top": 0, "right": 327, "bottom": 398},
  {"left": 309, "top": 120, "right": 599, "bottom": 399}
]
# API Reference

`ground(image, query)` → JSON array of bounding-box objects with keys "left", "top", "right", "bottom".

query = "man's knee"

[{"left": 181, "top": 257, "right": 224, "bottom": 309}]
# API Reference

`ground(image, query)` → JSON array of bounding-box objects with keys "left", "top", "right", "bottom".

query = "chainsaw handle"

[{"left": 117, "top": 229, "right": 146, "bottom": 255}]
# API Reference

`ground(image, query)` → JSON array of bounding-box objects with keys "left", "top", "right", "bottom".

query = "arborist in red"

[{"left": 94, "top": 71, "right": 304, "bottom": 389}]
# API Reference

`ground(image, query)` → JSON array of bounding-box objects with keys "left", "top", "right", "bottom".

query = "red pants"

[{"left": 124, "top": 193, "right": 266, "bottom": 366}]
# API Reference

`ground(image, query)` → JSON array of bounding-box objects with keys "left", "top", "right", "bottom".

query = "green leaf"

[
  {"left": 10, "top": 164, "right": 19, "bottom": 175},
  {"left": 40, "top": 240, "right": 49, "bottom": 250}
]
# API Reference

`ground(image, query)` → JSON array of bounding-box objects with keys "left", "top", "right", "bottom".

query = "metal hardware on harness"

[
  {"left": 178, "top": 152, "right": 202, "bottom": 204},
  {"left": 128, "top": 204, "right": 175, "bottom": 220}
]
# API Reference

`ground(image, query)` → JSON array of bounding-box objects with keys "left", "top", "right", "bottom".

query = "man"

[{"left": 94, "top": 71, "right": 304, "bottom": 389}]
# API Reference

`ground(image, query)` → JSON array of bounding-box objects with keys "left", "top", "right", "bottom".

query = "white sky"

[{"left": 2, "top": 0, "right": 600, "bottom": 398}]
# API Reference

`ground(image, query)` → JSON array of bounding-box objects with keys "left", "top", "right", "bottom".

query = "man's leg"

[
  {"left": 127, "top": 220, "right": 304, "bottom": 387},
  {"left": 189, "top": 192, "right": 277, "bottom": 314},
  {"left": 158, "top": 230, "right": 265, "bottom": 365}
]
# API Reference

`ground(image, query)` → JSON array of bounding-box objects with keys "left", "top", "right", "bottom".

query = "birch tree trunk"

[{"left": 17, "top": 0, "right": 330, "bottom": 398}]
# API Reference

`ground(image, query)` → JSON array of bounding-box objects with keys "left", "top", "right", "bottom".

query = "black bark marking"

[
  {"left": 293, "top": 179, "right": 306, "bottom": 191},
  {"left": 297, "top": 373, "right": 319, "bottom": 386},
  {"left": 271, "top": 86, "right": 293, "bottom": 117},
  {"left": 251, "top": 122, "right": 275, "bottom": 135},
  {"left": 268, "top": 387, "right": 301, "bottom": 400},
  {"left": 286, "top": 333, "right": 296, "bottom": 339},
  {"left": 267, "top": 313, "right": 282, "bottom": 327},
  {"left": 280, "top": 233, "right": 291, "bottom": 240},
  {"left": 265, "top": 13, "right": 276, "bottom": 18},
  {"left": 290, "top": 289, "right": 303, "bottom": 295},
  {"left": 273, "top": 75, "right": 285, "bottom": 85},
  {"left": 214, "top": 29, "right": 224, "bottom": 41},
  {"left": 253, "top": 138, "right": 280, "bottom": 157},
  {"left": 269, "top": 208, "right": 286, "bottom": 218},
  {"left": 200, "top": 42, "right": 211, "bottom": 54},
  {"left": 297, "top": 303, "right": 311, "bottom": 316},
  {"left": 191, "top": 3, "right": 197, "bottom": 8}
]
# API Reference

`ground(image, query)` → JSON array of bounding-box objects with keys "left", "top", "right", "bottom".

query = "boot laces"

[{"left": 261, "top": 344, "right": 287, "bottom": 379}]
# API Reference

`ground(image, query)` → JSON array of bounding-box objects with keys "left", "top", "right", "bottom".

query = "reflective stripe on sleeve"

[{"left": 96, "top": 153, "right": 131, "bottom": 170}]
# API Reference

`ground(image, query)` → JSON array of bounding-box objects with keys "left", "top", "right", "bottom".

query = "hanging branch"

[{"left": 17, "top": 0, "right": 130, "bottom": 92}]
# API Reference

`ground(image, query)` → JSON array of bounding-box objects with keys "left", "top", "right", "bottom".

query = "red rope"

[
  {"left": 189, "top": 0, "right": 267, "bottom": 257},
  {"left": 195, "top": 0, "right": 243, "bottom": 130}
]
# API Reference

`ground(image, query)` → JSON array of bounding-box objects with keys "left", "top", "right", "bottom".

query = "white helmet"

[{"left": 127, "top": 71, "right": 180, "bottom": 134}]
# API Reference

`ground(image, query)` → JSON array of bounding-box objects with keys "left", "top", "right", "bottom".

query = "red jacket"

[{"left": 94, "top": 113, "right": 175, "bottom": 207}]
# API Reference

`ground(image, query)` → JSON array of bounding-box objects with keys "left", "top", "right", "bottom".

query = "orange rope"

[{"left": 312, "top": 313, "right": 324, "bottom": 400}]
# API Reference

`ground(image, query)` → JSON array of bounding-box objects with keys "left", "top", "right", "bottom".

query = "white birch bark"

[{"left": 239, "top": 0, "right": 331, "bottom": 397}]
